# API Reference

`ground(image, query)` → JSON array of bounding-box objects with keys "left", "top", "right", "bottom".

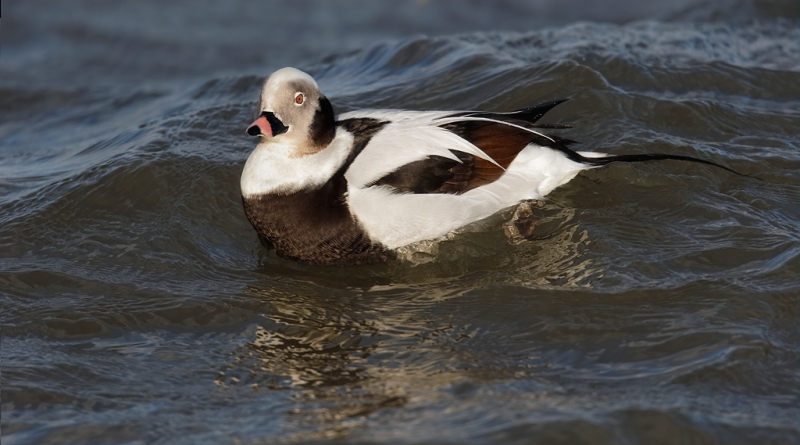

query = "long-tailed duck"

[{"left": 241, "top": 67, "right": 744, "bottom": 265}]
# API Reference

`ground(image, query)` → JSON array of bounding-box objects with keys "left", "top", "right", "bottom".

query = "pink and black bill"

[{"left": 247, "top": 112, "right": 288, "bottom": 137}]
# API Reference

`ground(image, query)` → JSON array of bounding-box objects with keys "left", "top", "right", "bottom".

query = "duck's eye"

[{"left": 294, "top": 93, "right": 304, "bottom": 106}]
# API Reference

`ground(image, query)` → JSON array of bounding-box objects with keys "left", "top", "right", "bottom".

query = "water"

[{"left": 2, "top": 1, "right": 799, "bottom": 444}]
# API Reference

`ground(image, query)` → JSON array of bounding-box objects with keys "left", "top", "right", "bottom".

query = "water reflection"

[
  {"left": 502, "top": 202, "right": 604, "bottom": 288},
  {"left": 240, "top": 291, "right": 381, "bottom": 390},
  {"left": 211, "top": 272, "right": 495, "bottom": 441}
]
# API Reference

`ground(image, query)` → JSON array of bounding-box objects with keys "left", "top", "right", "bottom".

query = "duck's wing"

[{"left": 343, "top": 100, "right": 576, "bottom": 195}]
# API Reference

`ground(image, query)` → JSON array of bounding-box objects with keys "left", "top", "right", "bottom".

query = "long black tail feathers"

[
  {"left": 467, "top": 99, "right": 757, "bottom": 180},
  {"left": 505, "top": 100, "right": 757, "bottom": 179},
  {"left": 579, "top": 151, "right": 760, "bottom": 180}
]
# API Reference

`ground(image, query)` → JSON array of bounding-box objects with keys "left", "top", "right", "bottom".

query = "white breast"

[{"left": 240, "top": 131, "right": 355, "bottom": 197}]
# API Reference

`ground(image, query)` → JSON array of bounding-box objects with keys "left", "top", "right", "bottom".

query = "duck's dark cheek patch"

[{"left": 309, "top": 96, "right": 336, "bottom": 148}]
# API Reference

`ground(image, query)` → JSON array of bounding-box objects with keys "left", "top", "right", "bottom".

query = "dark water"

[{"left": 2, "top": 1, "right": 800, "bottom": 444}]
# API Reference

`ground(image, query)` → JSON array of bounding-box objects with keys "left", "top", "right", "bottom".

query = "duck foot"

[{"left": 503, "top": 200, "right": 543, "bottom": 244}]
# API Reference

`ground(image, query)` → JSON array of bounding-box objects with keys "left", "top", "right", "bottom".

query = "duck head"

[{"left": 247, "top": 67, "right": 335, "bottom": 155}]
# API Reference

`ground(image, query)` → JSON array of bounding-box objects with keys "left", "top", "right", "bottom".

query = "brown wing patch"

[{"left": 440, "top": 120, "right": 536, "bottom": 192}]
